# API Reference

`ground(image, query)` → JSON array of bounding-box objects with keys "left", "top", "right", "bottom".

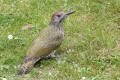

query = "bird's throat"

[{"left": 50, "top": 21, "right": 63, "bottom": 31}]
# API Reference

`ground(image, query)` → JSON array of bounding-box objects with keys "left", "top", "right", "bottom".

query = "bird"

[{"left": 18, "top": 11, "right": 75, "bottom": 75}]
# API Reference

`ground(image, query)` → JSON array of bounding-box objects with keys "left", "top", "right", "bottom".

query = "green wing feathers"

[{"left": 18, "top": 26, "right": 64, "bottom": 75}]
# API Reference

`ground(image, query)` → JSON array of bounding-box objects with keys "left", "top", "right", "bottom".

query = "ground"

[{"left": 0, "top": 0, "right": 120, "bottom": 80}]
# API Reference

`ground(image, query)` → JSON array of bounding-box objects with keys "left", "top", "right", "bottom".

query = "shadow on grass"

[
  {"left": 34, "top": 48, "right": 64, "bottom": 68},
  {"left": 34, "top": 46, "right": 77, "bottom": 68}
]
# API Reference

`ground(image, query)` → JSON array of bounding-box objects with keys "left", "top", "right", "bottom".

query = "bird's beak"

[{"left": 65, "top": 11, "right": 75, "bottom": 16}]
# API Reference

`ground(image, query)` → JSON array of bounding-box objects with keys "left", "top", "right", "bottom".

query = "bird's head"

[{"left": 50, "top": 11, "right": 75, "bottom": 25}]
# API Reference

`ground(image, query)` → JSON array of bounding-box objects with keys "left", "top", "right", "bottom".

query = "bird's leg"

[
  {"left": 44, "top": 50, "right": 58, "bottom": 59},
  {"left": 48, "top": 52, "right": 56, "bottom": 58}
]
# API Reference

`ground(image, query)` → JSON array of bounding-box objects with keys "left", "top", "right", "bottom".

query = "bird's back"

[{"left": 26, "top": 26, "right": 64, "bottom": 59}]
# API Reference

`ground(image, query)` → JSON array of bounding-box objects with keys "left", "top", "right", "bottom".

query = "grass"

[{"left": 0, "top": 0, "right": 120, "bottom": 80}]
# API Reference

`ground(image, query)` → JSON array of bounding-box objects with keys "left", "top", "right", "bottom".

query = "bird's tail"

[{"left": 18, "top": 57, "right": 39, "bottom": 75}]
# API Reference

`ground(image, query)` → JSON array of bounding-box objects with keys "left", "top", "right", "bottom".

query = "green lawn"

[{"left": 0, "top": 0, "right": 120, "bottom": 80}]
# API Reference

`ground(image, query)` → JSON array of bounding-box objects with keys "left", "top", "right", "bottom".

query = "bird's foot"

[{"left": 45, "top": 54, "right": 57, "bottom": 59}]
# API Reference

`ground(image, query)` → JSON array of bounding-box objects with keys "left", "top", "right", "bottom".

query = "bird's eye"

[{"left": 57, "top": 15, "right": 61, "bottom": 17}]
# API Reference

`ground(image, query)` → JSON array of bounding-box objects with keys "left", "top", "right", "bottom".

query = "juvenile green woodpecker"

[{"left": 18, "top": 11, "right": 75, "bottom": 75}]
